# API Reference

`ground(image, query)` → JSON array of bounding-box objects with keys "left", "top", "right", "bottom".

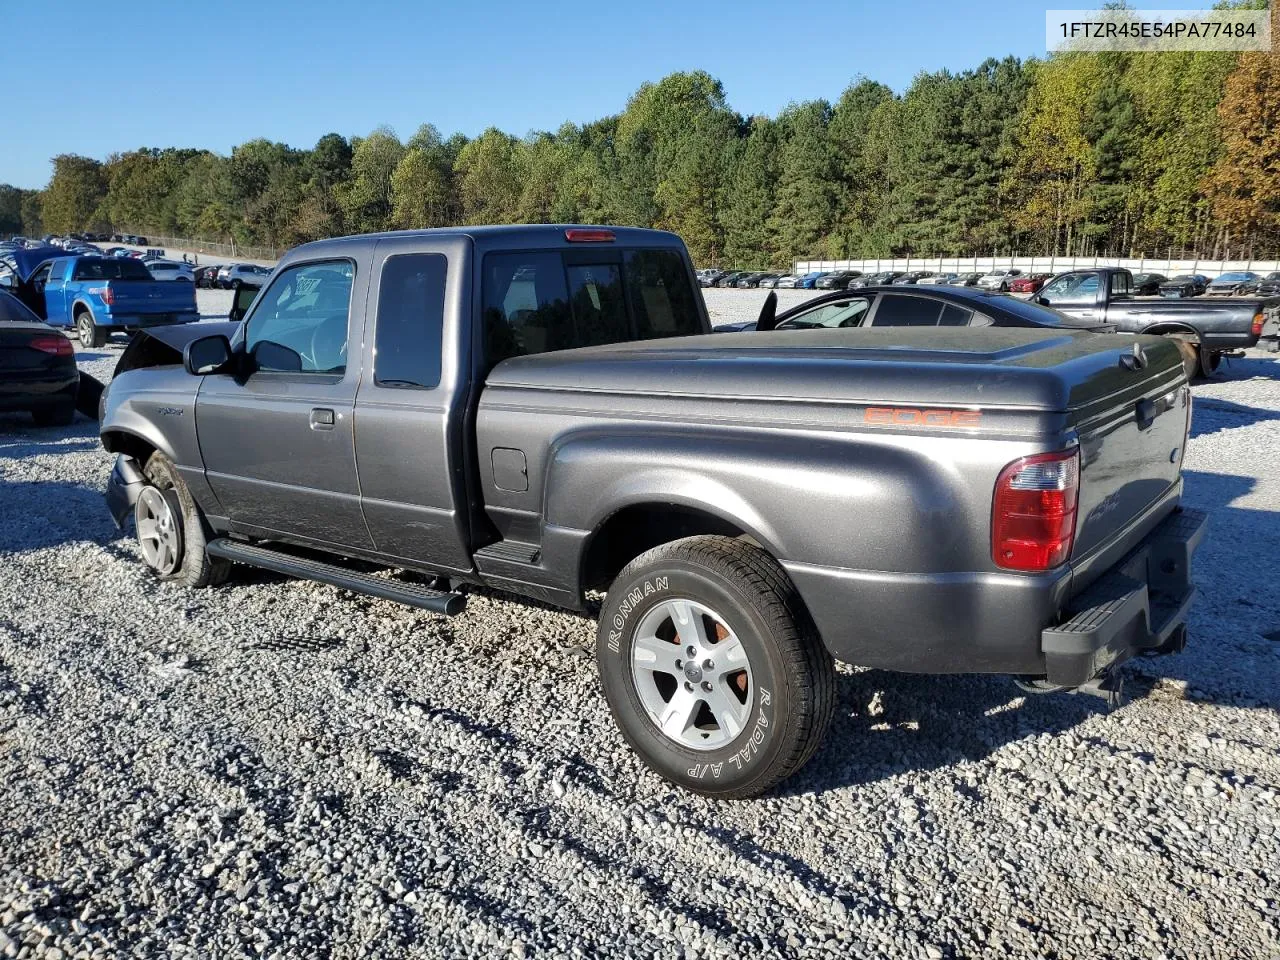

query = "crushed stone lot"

[{"left": 0, "top": 288, "right": 1278, "bottom": 959}]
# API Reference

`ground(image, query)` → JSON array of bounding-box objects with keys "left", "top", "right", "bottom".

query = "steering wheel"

[{"left": 303, "top": 315, "right": 348, "bottom": 372}]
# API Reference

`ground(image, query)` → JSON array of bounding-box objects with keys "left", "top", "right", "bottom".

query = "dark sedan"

[
  {"left": 1206, "top": 271, "right": 1261, "bottom": 296},
  {"left": 849, "top": 271, "right": 904, "bottom": 289},
  {"left": 892, "top": 271, "right": 935, "bottom": 285},
  {"left": 1159, "top": 274, "right": 1209, "bottom": 298},
  {"left": 735, "top": 272, "right": 777, "bottom": 288},
  {"left": 815, "top": 270, "right": 863, "bottom": 290},
  {"left": 0, "top": 291, "right": 79, "bottom": 426},
  {"left": 713, "top": 271, "right": 749, "bottom": 287},
  {"left": 1131, "top": 273, "right": 1169, "bottom": 296},
  {"left": 947, "top": 272, "right": 984, "bottom": 287},
  {"left": 718, "top": 284, "right": 1114, "bottom": 333},
  {"left": 1255, "top": 272, "right": 1280, "bottom": 297}
]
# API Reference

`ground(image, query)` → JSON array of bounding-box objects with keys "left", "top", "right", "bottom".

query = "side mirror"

[
  {"left": 183, "top": 335, "right": 232, "bottom": 375},
  {"left": 1035, "top": 295, "right": 1049, "bottom": 306},
  {"left": 756, "top": 290, "right": 779, "bottom": 331},
  {"left": 0, "top": 274, "right": 13, "bottom": 290}
]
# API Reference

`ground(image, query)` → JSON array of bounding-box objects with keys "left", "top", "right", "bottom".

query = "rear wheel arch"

[{"left": 578, "top": 501, "right": 777, "bottom": 595}]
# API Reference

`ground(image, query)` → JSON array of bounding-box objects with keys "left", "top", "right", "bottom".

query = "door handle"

[{"left": 310, "top": 408, "right": 335, "bottom": 430}]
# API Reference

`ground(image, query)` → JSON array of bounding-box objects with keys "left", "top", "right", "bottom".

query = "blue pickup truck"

[{"left": 0, "top": 248, "right": 199, "bottom": 347}]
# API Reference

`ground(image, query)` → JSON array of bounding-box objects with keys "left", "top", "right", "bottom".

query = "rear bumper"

[
  {"left": 104, "top": 313, "right": 199, "bottom": 330},
  {"left": 784, "top": 505, "right": 1206, "bottom": 684},
  {"left": 105, "top": 453, "right": 147, "bottom": 529},
  {"left": 1042, "top": 507, "right": 1206, "bottom": 684},
  {"left": 0, "top": 372, "right": 78, "bottom": 411}
]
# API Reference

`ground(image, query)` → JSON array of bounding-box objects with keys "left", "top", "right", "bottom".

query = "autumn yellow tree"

[{"left": 1204, "top": 5, "right": 1280, "bottom": 256}]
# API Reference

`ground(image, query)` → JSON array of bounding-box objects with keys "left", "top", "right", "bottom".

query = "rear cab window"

[{"left": 482, "top": 247, "right": 702, "bottom": 368}]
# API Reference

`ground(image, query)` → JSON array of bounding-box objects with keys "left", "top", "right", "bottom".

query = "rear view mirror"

[{"left": 184, "top": 335, "right": 232, "bottom": 375}]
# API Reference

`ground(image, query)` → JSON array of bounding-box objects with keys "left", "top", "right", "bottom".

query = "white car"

[
  {"left": 218, "top": 263, "right": 273, "bottom": 289},
  {"left": 146, "top": 260, "right": 195, "bottom": 282},
  {"left": 976, "top": 268, "right": 1022, "bottom": 291}
]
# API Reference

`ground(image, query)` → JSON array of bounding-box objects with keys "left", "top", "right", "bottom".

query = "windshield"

[
  {"left": 1039, "top": 273, "right": 1099, "bottom": 300},
  {"left": 1215, "top": 272, "right": 1255, "bottom": 282},
  {"left": 778, "top": 299, "right": 871, "bottom": 329}
]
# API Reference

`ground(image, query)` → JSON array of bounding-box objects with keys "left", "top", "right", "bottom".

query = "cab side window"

[
  {"left": 374, "top": 253, "right": 448, "bottom": 389},
  {"left": 245, "top": 260, "right": 354, "bottom": 374}
]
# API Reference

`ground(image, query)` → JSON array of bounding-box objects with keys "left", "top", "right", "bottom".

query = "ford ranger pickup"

[{"left": 97, "top": 225, "right": 1206, "bottom": 797}]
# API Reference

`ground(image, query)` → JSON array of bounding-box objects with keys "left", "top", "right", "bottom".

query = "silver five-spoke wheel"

[
  {"left": 135, "top": 486, "right": 182, "bottom": 576},
  {"left": 630, "top": 598, "right": 753, "bottom": 750}
]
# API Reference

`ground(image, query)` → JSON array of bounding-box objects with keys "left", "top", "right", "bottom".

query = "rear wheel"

[
  {"left": 137, "top": 452, "right": 230, "bottom": 587},
  {"left": 1196, "top": 345, "right": 1222, "bottom": 379},
  {"left": 76, "top": 311, "right": 105, "bottom": 348},
  {"left": 596, "top": 535, "right": 835, "bottom": 798}
]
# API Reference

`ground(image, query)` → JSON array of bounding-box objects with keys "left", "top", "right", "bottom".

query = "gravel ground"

[{"left": 0, "top": 289, "right": 1277, "bottom": 959}]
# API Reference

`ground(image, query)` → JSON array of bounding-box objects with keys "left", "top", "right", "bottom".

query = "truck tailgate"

[
  {"left": 104, "top": 280, "right": 197, "bottom": 317},
  {"left": 1069, "top": 339, "right": 1189, "bottom": 561}
]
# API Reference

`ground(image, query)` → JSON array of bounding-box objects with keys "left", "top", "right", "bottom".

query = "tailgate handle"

[{"left": 1135, "top": 398, "right": 1157, "bottom": 429}]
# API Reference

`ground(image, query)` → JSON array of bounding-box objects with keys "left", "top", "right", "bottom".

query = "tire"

[
  {"left": 31, "top": 402, "right": 75, "bottom": 427},
  {"left": 138, "top": 452, "right": 230, "bottom": 588},
  {"left": 231, "top": 279, "right": 242, "bottom": 291},
  {"left": 1196, "top": 346, "right": 1222, "bottom": 379},
  {"left": 76, "top": 311, "right": 106, "bottom": 348},
  {"left": 595, "top": 535, "right": 835, "bottom": 798}
]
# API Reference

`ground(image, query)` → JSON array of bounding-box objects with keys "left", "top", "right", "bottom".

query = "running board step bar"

[{"left": 205, "top": 539, "right": 467, "bottom": 616}]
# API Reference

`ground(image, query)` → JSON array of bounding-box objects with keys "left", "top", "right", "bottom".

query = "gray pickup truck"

[
  {"left": 98, "top": 225, "right": 1206, "bottom": 797},
  {"left": 1034, "top": 267, "right": 1280, "bottom": 377}
]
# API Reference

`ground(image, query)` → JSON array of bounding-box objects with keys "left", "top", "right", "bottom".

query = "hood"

[
  {"left": 5, "top": 246, "right": 69, "bottom": 281},
  {"left": 486, "top": 326, "right": 1184, "bottom": 413},
  {"left": 140, "top": 320, "right": 240, "bottom": 352}
]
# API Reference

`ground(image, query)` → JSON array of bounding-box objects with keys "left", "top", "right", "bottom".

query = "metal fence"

[
  {"left": 119, "top": 231, "right": 283, "bottom": 263},
  {"left": 793, "top": 254, "right": 1280, "bottom": 278}
]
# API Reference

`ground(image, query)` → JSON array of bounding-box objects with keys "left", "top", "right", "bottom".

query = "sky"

[{"left": 2, "top": 0, "right": 1052, "bottom": 190}]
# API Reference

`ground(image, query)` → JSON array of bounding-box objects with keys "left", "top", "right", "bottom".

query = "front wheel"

[
  {"left": 137, "top": 452, "right": 230, "bottom": 587},
  {"left": 596, "top": 535, "right": 835, "bottom": 798}
]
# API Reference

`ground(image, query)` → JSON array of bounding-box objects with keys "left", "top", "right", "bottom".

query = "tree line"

[{"left": 2, "top": 24, "right": 1277, "bottom": 267}]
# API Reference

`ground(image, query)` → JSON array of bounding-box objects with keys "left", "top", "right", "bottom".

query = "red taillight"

[
  {"left": 992, "top": 449, "right": 1080, "bottom": 571},
  {"left": 1252, "top": 311, "right": 1264, "bottom": 337},
  {"left": 102, "top": 287, "right": 115, "bottom": 306},
  {"left": 29, "top": 335, "right": 74, "bottom": 357},
  {"left": 564, "top": 228, "right": 615, "bottom": 243}
]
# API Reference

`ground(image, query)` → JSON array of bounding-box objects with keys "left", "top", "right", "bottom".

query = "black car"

[
  {"left": 815, "top": 270, "right": 863, "bottom": 290},
  {"left": 893, "top": 271, "right": 935, "bottom": 285},
  {"left": 849, "top": 271, "right": 903, "bottom": 289},
  {"left": 713, "top": 271, "right": 749, "bottom": 287},
  {"left": 736, "top": 273, "right": 781, "bottom": 288},
  {"left": 1255, "top": 272, "right": 1280, "bottom": 297},
  {"left": 1131, "top": 273, "right": 1168, "bottom": 296},
  {"left": 0, "top": 291, "right": 79, "bottom": 426},
  {"left": 717, "top": 284, "right": 1114, "bottom": 333},
  {"left": 947, "top": 273, "right": 984, "bottom": 287},
  {"left": 1159, "top": 274, "right": 1209, "bottom": 299}
]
